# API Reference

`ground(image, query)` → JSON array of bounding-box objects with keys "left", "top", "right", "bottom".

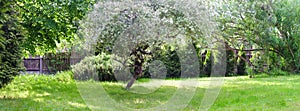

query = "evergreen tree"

[{"left": 0, "top": 0, "right": 25, "bottom": 88}]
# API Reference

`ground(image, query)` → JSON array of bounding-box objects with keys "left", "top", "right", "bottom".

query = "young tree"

[{"left": 85, "top": 1, "right": 211, "bottom": 89}]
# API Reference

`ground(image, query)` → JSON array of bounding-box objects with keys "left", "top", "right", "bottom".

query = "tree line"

[{"left": 1, "top": 0, "right": 300, "bottom": 89}]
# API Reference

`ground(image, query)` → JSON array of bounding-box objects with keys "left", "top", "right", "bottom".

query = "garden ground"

[{"left": 1, "top": 73, "right": 300, "bottom": 110}]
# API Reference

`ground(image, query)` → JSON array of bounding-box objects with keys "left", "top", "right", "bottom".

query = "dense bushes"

[
  {"left": 55, "top": 71, "right": 74, "bottom": 83},
  {"left": 71, "top": 53, "right": 116, "bottom": 81},
  {"left": 44, "top": 52, "right": 72, "bottom": 74},
  {"left": 0, "top": 0, "right": 25, "bottom": 88},
  {"left": 248, "top": 51, "right": 291, "bottom": 77},
  {"left": 144, "top": 48, "right": 247, "bottom": 78},
  {"left": 225, "top": 50, "right": 248, "bottom": 76},
  {"left": 144, "top": 46, "right": 181, "bottom": 78},
  {"left": 1, "top": 71, "right": 75, "bottom": 94},
  {"left": 72, "top": 48, "right": 248, "bottom": 81}
]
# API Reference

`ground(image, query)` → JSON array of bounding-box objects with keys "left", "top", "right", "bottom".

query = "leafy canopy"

[{"left": 17, "top": 0, "right": 95, "bottom": 55}]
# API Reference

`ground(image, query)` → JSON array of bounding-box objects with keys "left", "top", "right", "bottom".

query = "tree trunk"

[
  {"left": 126, "top": 52, "right": 143, "bottom": 90},
  {"left": 125, "top": 63, "right": 143, "bottom": 90},
  {"left": 125, "top": 73, "right": 139, "bottom": 90}
]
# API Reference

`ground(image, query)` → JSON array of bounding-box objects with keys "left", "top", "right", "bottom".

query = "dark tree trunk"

[
  {"left": 125, "top": 66, "right": 142, "bottom": 90},
  {"left": 126, "top": 76, "right": 137, "bottom": 90},
  {"left": 126, "top": 49, "right": 144, "bottom": 90}
]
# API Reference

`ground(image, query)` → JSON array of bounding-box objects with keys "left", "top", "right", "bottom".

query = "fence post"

[{"left": 40, "top": 56, "right": 43, "bottom": 73}]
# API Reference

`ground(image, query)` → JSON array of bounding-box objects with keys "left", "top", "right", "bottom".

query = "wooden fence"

[
  {"left": 23, "top": 56, "right": 43, "bottom": 73},
  {"left": 23, "top": 53, "right": 83, "bottom": 74},
  {"left": 23, "top": 51, "right": 253, "bottom": 74}
]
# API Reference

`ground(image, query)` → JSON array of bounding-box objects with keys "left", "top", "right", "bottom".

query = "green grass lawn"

[{"left": 1, "top": 73, "right": 300, "bottom": 110}]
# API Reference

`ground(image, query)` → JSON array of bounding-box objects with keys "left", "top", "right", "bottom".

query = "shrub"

[
  {"left": 143, "top": 45, "right": 181, "bottom": 78},
  {"left": 55, "top": 71, "right": 74, "bottom": 83},
  {"left": 44, "top": 52, "right": 72, "bottom": 74},
  {"left": 71, "top": 53, "right": 116, "bottom": 81},
  {"left": 0, "top": 0, "right": 25, "bottom": 88},
  {"left": 269, "top": 69, "right": 290, "bottom": 76}
]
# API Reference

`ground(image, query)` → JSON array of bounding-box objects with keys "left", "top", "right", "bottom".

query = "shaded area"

[{"left": 102, "top": 83, "right": 178, "bottom": 109}]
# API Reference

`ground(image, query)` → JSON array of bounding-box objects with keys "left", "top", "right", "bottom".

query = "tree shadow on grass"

[{"left": 99, "top": 82, "right": 207, "bottom": 110}]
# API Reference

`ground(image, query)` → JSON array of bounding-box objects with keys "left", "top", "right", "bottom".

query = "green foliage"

[
  {"left": 237, "top": 51, "right": 247, "bottom": 75},
  {"left": 143, "top": 45, "right": 227, "bottom": 78},
  {"left": 268, "top": 69, "right": 290, "bottom": 76},
  {"left": 1, "top": 71, "right": 74, "bottom": 92},
  {"left": 91, "top": 1, "right": 207, "bottom": 81},
  {"left": 71, "top": 53, "right": 115, "bottom": 81},
  {"left": 17, "top": 0, "right": 95, "bottom": 55},
  {"left": 44, "top": 52, "right": 71, "bottom": 74},
  {"left": 0, "top": 0, "right": 25, "bottom": 88},
  {"left": 217, "top": 0, "right": 300, "bottom": 73},
  {"left": 55, "top": 71, "right": 74, "bottom": 83},
  {"left": 226, "top": 49, "right": 236, "bottom": 76},
  {"left": 249, "top": 51, "right": 268, "bottom": 73},
  {"left": 247, "top": 68, "right": 290, "bottom": 78},
  {"left": 144, "top": 45, "right": 181, "bottom": 78}
]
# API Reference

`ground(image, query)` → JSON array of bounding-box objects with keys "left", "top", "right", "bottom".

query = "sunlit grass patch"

[
  {"left": 1, "top": 74, "right": 300, "bottom": 110},
  {"left": 0, "top": 72, "right": 89, "bottom": 110}
]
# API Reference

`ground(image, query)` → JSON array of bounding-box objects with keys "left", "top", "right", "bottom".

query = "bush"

[
  {"left": 55, "top": 71, "right": 74, "bottom": 83},
  {"left": 1, "top": 72, "right": 74, "bottom": 93},
  {"left": 71, "top": 53, "right": 116, "bottom": 81},
  {"left": 44, "top": 52, "right": 72, "bottom": 74},
  {"left": 269, "top": 69, "right": 290, "bottom": 76},
  {"left": 143, "top": 45, "right": 181, "bottom": 78},
  {"left": 144, "top": 46, "right": 213, "bottom": 78},
  {"left": 0, "top": 0, "right": 25, "bottom": 88}
]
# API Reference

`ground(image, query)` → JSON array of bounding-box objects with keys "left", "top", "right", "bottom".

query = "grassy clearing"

[
  {"left": 208, "top": 76, "right": 300, "bottom": 111},
  {"left": 1, "top": 73, "right": 300, "bottom": 110},
  {"left": 0, "top": 71, "right": 89, "bottom": 110}
]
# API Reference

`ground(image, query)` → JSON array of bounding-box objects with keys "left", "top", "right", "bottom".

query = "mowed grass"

[{"left": 1, "top": 73, "right": 300, "bottom": 110}]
